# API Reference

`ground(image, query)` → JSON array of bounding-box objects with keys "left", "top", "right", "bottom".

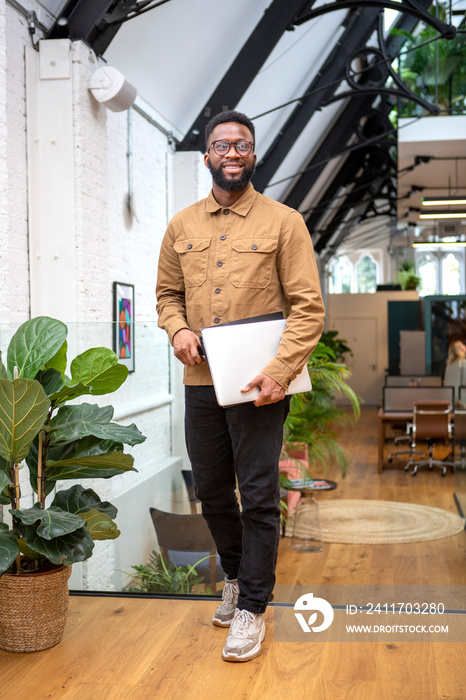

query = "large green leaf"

[
  {"left": 26, "top": 436, "right": 124, "bottom": 496},
  {"left": 0, "top": 353, "right": 6, "bottom": 379},
  {"left": 45, "top": 451, "right": 135, "bottom": 480},
  {"left": 0, "top": 471, "right": 12, "bottom": 493},
  {"left": 50, "top": 348, "right": 128, "bottom": 405},
  {"left": 35, "top": 368, "right": 64, "bottom": 398},
  {"left": 0, "top": 459, "right": 11, "bottom": 505},
  {"left": 0, "top": 525, "right": 19, "bottom": 577},
  {"left": 51, "top": 484, "right": 117, "bottom": 519},
  {"left": 7, "top": 317, "right": 67, "bottom": 380},
  {"left": 70, "top": 347, "right": 128, "bottom": 395},
  {"left": 18, "top": 522, "right": 94, "bottom": 566},
  {"left": 11, "top": 505, "right": 85, "bottom": 540},
  {"left": 49, "top": 382, "right": 91, "bottom": 406},
  {"left": 49, "top": 403, "right": 146, "bottom": 446},
  {"left": 0, "top": 379, "right": 50, "bottom": 464},
  {"left": 44, "top": 340, "right": 68, "bottom": 377},
  {"left": 80, "top": 509, "right": 120, "bottom": 541}
]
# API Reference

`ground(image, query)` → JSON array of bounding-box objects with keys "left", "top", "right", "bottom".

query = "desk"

[{"left": 377, "top": 409, "right": 412, "bottom": 473}]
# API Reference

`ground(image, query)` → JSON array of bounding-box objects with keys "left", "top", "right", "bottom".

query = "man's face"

[{"left": 204, "top": 122, "right": 257, "bottom": 192}]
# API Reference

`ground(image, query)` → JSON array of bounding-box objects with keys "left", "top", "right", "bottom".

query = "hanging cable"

[
  {"left": 252, "top": 32, "right": 449, "bottom": 121},
  {"left": 266, "top": 114, "right": 423, "bottom": 190}
]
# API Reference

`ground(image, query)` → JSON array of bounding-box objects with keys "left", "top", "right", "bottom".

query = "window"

[
  {"left": 356, "top": 255, "right": 377, "bottom": 293},
  {"left": 418, "top": 254, "right": 438, "bottom": 296},
  {"left": 329, "top": 256, "right": 352, "bottom": 293},
  {"left": 441, "top": 253, "right": 461, "bottom": 295}
]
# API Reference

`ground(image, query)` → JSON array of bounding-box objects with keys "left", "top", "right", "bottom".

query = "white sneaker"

[
  {"left": 212, "top": 578, "right": 239, "bottom": 627},
  {"left": 222, "top": 608, "right": 265, "bottom": 662}
]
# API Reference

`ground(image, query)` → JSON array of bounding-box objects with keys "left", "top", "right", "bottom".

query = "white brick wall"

[
  {"left": 2, "top": 5, "right": 31, "bottom": 323},
  {"left": 0, "top": 17, "right": 180, "bottom": 590},
  {"left": 0, "top": 2, "right": 8, "bottom": 319}
]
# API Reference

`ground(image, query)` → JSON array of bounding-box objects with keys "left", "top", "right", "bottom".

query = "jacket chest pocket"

[
  {"left": 174, "top": 238, "right": 211, "bottom": 287},
  {"left": 230, "top": 238, "right": 278, "bottom": 289}
]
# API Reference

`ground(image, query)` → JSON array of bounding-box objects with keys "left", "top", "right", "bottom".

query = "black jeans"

[{"left": 185, "top": 385, "right": 291, "bottom": 614}]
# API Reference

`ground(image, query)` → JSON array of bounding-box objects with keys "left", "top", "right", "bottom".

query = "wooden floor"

[
  {"left": 1, "top": 407, "right": 465, "bottom": 699},
  {"left": 276, "top": 406, "right": 466, "bottom": 588}
]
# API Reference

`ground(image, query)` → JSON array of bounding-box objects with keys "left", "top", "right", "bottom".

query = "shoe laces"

[
  {"left": 232, "top": 609, "right": 255, "bottom": 635},
  {"left": 223, "top": 580, "right": 238, "bottom": 604}
]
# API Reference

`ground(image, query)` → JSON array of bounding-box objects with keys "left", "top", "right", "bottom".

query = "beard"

[{"left": 206, "top": 157, "right": 256, "bottom": 192}]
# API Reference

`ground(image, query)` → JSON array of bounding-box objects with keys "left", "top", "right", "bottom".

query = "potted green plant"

[
  {"left": 279, "top": 332, "right": 360, "bottom": 535},
  {"left": 397, "top": 260, "right": 421, "bottom": 291},
  {"left": 281, "top": 334, "right": 360, "bottom": 478},
  {"left": 123, "top": 550, "right": 210, "bottom": 595},
  {"left": 0, "top": 316, "right": 145, "bottom": 652}
]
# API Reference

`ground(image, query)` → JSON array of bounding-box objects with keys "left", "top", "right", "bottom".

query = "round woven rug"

[{"left": 290, "top": 499, "right": 465, "bottom": 544}]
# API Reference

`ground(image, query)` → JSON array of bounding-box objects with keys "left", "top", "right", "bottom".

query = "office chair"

[
  {"left": 387, "top": 421, "right": 427, "bottom": 464},
  {"left": 405, "top": 400, "right": 453, "bottom": 477},
  {"left": 149, "top": 507, "right": 223, "bottom": 592}
]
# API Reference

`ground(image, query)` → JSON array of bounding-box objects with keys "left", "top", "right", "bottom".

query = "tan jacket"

[{"left": 156, "top": 184, "right": 325, "bottom": 388}]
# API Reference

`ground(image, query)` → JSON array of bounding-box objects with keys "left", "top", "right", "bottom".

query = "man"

[{"left": 156, "top": 110, "right": 324, "bottom": 662}]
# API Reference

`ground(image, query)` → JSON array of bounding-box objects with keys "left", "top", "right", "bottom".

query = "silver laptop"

[{"left": 201, "top": 317, "right": 312, "bottom": 407}]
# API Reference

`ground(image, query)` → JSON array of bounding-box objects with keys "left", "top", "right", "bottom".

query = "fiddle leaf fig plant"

[{"left": 0, "top": 316, "right": 146, "bottom": 577}]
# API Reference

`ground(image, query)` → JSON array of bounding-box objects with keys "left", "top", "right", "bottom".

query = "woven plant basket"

[{"left": 0, "top": 565, "right": 71, "bottom": 653}]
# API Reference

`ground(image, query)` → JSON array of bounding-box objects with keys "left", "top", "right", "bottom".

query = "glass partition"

[{"left": 1, "top": 321, "right": 465, "bottom": 609}]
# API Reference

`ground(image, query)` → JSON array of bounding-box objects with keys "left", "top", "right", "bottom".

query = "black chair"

[{"left": 149, "top": 507, "right": 223, "bottom": 592}]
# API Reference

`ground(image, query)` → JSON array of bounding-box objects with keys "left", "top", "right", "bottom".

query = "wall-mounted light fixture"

[{"left": 88, "top": 66, "right": 137, "bottom": 112}]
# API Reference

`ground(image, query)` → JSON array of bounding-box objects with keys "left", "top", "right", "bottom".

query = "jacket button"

[
  {"left": 223, "top": 210, "right": 229, "bottom": 215},
  {"left": 217, "top": 261, "right": 223, "bottom": 267},
  {"left": 215, "top": 288, "right": 221, "bottom": 294},
  {"left": 187, "top": 243, "right": 192, "bottom": 249},
  {"left": 252, "top": 244, "right": 258, "bottom": 250},
  {"left": 214, "top": 317, "right": 220, "bottom": 323},
  {"left": 220, "top": 235, "right": 226, "bottom": 240}
]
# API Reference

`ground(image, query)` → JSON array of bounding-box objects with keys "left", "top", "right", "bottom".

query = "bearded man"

[{"left": 156, "top": 110, "right": 324, "bottom": 662}]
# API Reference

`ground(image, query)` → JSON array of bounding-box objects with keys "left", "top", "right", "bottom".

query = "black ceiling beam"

[
  {"left": 282, "top": 0, "right": 432, "bottom": 216},
  {"left": 303, "top": 147, "right": 367, "bottom": 239},
  {"left": 283, "top": 93, "right": 379, "bottom": 211},
  {"left": 295, "top": 0, "right": 456, "bottom": 39},
  {"left": 176, "top": 0, "right": 317, "bottom": 152},
  {"left": 46, "top": 0, "right": 123, "bottom": 54},
  {"left": 315, "top": 168, "right": 391, "bottom": 263},
  {"left": 252, "top": 7, "right": 381, "bottom": 193}
]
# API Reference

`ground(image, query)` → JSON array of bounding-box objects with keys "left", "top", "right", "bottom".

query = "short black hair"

[{"left": 205, "top": 110, "right": 255, "bottom": 151}]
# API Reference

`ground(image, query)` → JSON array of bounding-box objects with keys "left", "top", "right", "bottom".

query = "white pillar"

[
  {"left": 0, "top": 1, "right": 8, "bottom": 313},
  {"left": 26, "top": 39, "right": 78, "bottom": 322}
]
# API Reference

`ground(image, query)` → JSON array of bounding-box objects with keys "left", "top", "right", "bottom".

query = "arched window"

[
  {"left": 441, "top": 253, "right": 461, "bottom": 295},
  {"left": 329, "top": 256, "right": 352, "bottom": 293},
  {"left": 418, "top": 254, "right": 438, "bottom": 296},
  {"left": 356, "top": 255, "right": 377, "bottom": 293}
]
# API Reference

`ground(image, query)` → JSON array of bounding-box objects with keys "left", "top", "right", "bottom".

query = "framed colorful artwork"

[{"left": 113, "top": 282, "right": 135, "bottom": 373}]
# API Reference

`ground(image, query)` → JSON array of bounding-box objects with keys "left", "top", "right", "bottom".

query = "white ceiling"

[
  {"left": 37, "top": 0, "right": 466, "bottom": 253},
  {"left": 102, "top": 0, "right": 354, "bottom": 204}
]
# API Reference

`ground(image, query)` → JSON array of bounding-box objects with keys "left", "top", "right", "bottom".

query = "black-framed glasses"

[{"left": 207, "top": 140, "right": 254, "bottom": 156}]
